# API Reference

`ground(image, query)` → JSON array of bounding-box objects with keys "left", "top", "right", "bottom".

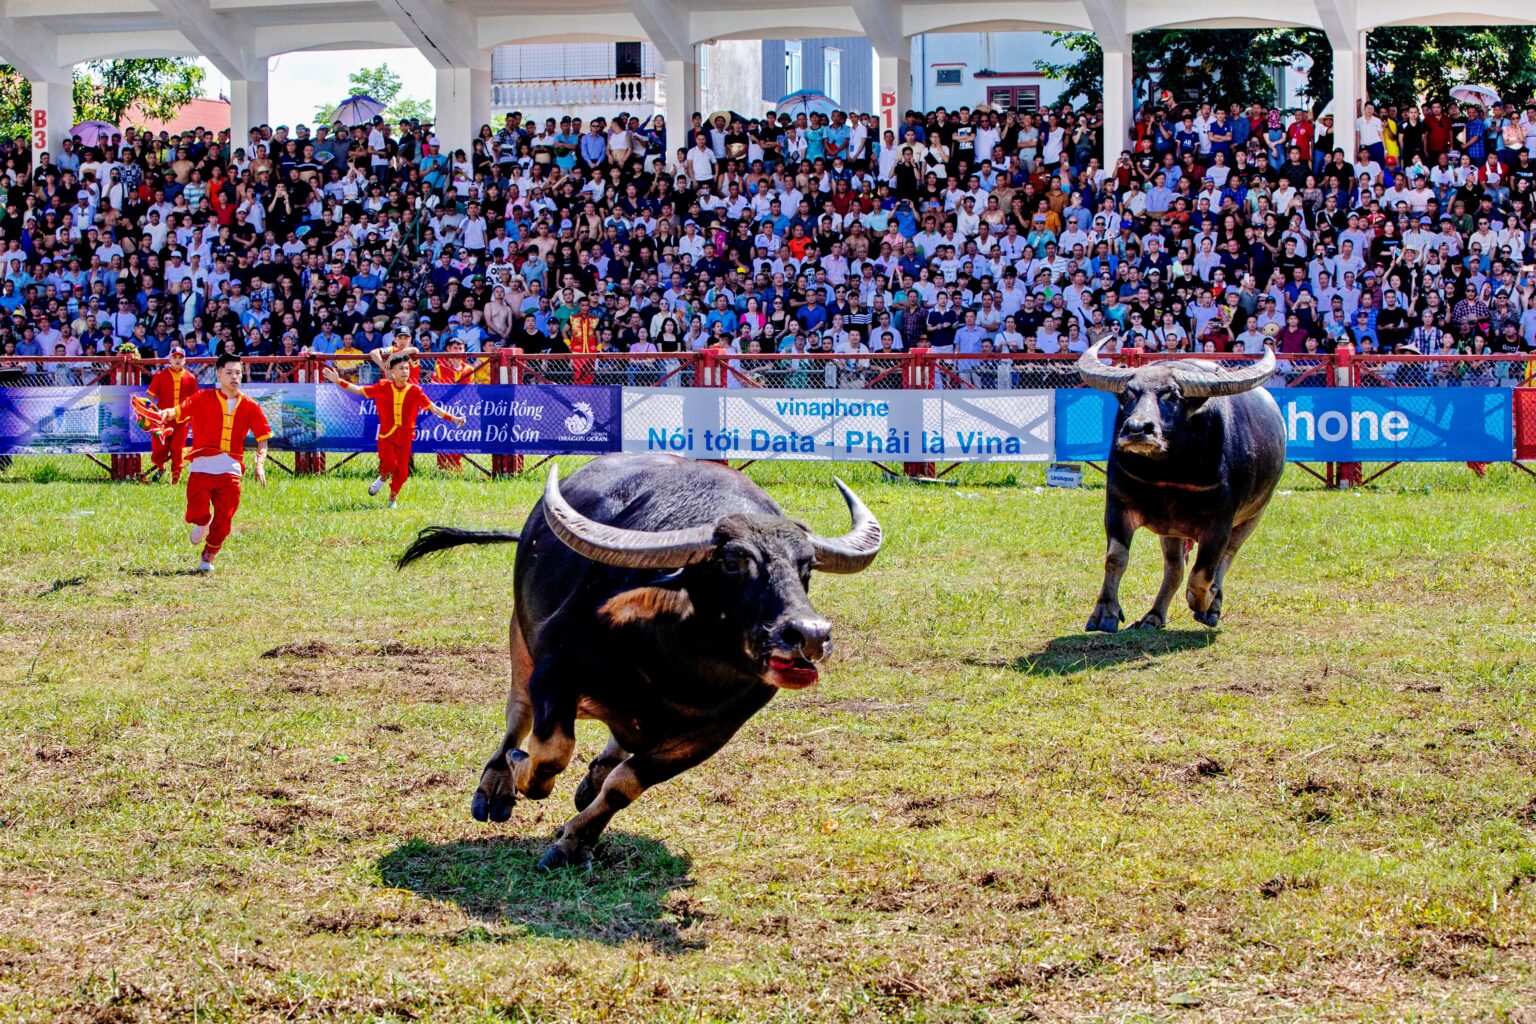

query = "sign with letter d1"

[{"left": 1278, "top": 388, "right": 1512, "bottom": 462}]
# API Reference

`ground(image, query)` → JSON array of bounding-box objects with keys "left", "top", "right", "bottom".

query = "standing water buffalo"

[
  {"left": 398, "top": 453, "right": 882, "bottom": 869},
  {"left": 1076, "top": 343, "right": 1284, "bottom": 632}
]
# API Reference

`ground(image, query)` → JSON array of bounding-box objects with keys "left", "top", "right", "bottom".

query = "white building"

[
  {"left": 487, "top": 39, "right": 768, "bottom": 126},
  {"left": 3, "top": 0, "right": 1529, "bottom": 167}
]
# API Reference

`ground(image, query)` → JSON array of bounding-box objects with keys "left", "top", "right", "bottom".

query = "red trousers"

[
  {"left": 437, "top": 453, "right": 462, "bottom": 471},
  {"left": 378, "top": 434, "right": 414, "bottom": 498},
  {"left": 151, "top": 426, "right": 189, "bottom": 482},
  {"left": 186, "top": 471, "right": 242, "bottom": 561}
]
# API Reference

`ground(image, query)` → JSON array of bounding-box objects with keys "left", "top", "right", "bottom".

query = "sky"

[{"left": 197, "top": 50, "right": 436, "bottom": 127}]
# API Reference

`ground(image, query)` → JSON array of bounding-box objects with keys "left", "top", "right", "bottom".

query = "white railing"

[{"left": 491, "top": 77, "right": 652, "bottom": 109}]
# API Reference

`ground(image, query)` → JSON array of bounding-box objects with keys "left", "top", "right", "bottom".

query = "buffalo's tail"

[{"left": 397, "top": 527, "right": 521, "bottom": 570}]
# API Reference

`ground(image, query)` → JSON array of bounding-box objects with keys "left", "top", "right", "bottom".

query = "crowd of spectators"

[{"left": 1, "top": 89, "right": 1535, "bottom": 392}]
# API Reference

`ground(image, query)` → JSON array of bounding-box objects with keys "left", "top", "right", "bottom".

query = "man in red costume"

[
  {"left": 566, "top": 297, "right": 599, "bottom": 385},
  {"left": 142, "top": 346, "right": 198, "bottom": 483},
  {"left": 430, "top": 337, "right": 486, "bottom": 471},
  {"left": 152, "top": 352, "right": 270, "bottom": 573},
  {"left": 323, "top": 347, "right": 465, "bottom": 508}
]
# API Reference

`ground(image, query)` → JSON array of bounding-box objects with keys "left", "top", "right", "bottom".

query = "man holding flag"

[
  {"left": 142, "top": 346, "right": 198, "bottom": 483},
  {"left": 133, "top": 352, "right": 270, "bottom": 573},
  {"left": 323, "top": 347, "right": 466, "bottom": 508}
]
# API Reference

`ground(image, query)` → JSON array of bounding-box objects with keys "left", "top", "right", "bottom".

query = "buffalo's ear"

[{"left": 599, "top": 586, "right": 695, "bottom": 626}]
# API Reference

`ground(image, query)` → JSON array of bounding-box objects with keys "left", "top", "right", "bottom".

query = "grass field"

[{"left": 1, "top": 455, "right": 1534, "bottom": 1023}]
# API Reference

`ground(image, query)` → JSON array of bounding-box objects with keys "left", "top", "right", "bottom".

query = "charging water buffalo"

[
  {"left": 398, "top": 453, "right": 882, "bottom": 869},
  {"left": 1076, "top": 343, "right": 1284, "bottom": 632}
]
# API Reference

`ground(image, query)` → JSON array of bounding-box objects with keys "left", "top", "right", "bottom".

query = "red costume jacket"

[
  {"left": 361, "top": 381, "right": 431, "bottom": 441},
  {"left": 146, "top": 367, "right": 199, "bottom": 411},
  {"left": 171, "top": 389, "right": 273, "bottom": 464}
]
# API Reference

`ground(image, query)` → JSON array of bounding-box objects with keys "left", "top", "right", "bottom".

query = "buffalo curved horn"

[
  {"left": 809, "top": 478, "right": 883, "bottom": 574},
  {"left": 542, "top": 465, "right": 718, "bottom": 569},
  {"left": 1076, "top": 341, "right": 1137, "bottom": 394},
  {"left": 1171, "top": 346, "right": 1277, "bottom": 398}
]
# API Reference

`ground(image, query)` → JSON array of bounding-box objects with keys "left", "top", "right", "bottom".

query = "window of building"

[
  {"left": 785, "top": 41, "right": 803, "bottom": 92},
  {"left": 823, "top": 47, "right": 841, "bottom": 103},
  {"left": 698, "top": 44, "right": 710, "bottom": 91},
  {"left": 935, "top": 67, "right": 962, "bottom": 86},
  {"left": 986, "top": 85, "right": 1040, "bottom": 112},
  {"left": 615, "top": 41, "right": 642, "bottom": 78}
]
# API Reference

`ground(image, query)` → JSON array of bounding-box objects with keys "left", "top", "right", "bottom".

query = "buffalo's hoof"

[
  {"left": 1130, "top": 613, "right": 1166, "bottom": 630},
  {"left": 471, "top": 788, "right": 514, "bottom": 823},
  {"left": 1193, "top": 610, "right": 1221, "bottom": 628},
  {"left": 1084, "top": 606, "right": 1122, "bottom": 633},
  {"left": 537, "top": 844, "right": 591, "bottom": 871}
]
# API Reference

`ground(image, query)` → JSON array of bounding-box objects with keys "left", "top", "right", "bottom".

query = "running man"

[
  {"left": 429, "top": 337, "right": 487, "bottom": 471},
  {"left": 144, "top": 352, "right": 270, "bottom": 573},
  {"left": 142, "top": 345, "right": 198, "bottom": 483},
  {"left": 323, "top": 348, "right": 466, "bottom": 508}
]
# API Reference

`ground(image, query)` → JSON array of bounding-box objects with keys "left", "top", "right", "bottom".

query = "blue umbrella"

[
  {"left": 332, "top": 94, "right": 387, "bottom": 127},
  {"left": 774, "top": 89, "right": 839, "bottom": 119}
]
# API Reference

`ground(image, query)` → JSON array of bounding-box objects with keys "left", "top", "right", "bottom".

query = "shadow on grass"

[
  {"left": 122, "top": 567, "right": 205, "bottom": 578},
  {"left": 972, "top": 628, "right": 1216, "bottom": 677},
  {"left": 378, "top": 832, "right": 700, "bottom": 950}
]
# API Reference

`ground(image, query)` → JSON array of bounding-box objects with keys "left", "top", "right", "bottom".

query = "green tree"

[
  {"left": 1036, "top": 27, "right": 1536, "bottom": 116},
  {"left": 1036, "top": 30, "right": 1330, "bottom": 111},
  {"left": 1366, "top": 28, "right": 1536, "bottom": 107},
  {"left": 0, "top": 58, "right": 203, "bottom": 142},
  {"left": 313, "top": 64, "right": 433, "bottom": 126}
]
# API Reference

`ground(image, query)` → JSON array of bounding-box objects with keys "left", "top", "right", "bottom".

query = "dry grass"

[{"left": 1, "top": 458, "right": 1534, "bottom": 1022}]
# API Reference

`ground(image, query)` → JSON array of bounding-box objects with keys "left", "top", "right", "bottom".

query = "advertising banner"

[
  {"left": 621, "top": 388, "right": 1054, "bottom": 461},
  {"left": 314, "top": 384, "right": 620, "bottom": 455},
  {"left": 1, "top": 383, "right": 621, "bottom": 456},
  {"left": 0, "top": 386, "right": 143, "bottom": 455},
  {"left": 1052, "top": 387, "right": 1515, "bottom": 463},
  {"left": 1277, "top": 388, "right": 1513, "bottom": 462}
]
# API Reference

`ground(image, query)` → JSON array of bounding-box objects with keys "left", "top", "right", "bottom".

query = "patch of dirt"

[
  {"left": 303, "top": 906, "right": 431, "bottom": 934},
  {"left": 1179, "top": 755, "right": 1227, "bottom": 782},
  {"left": 262, "top": 644, "right": 507, "bottom": 705},
  {"left": 1520, "top": 796, "right": 1536, "bottom": 825},
  {"left": 244, "top": 802, "right": 322, "bottom": 837},
  {"left": 782, "top": 696, "right": 923, "bottom": 715},
  {"left": 33, "top": 744, "right": 89, "bottom": 763},
  {"left": 392, "top": 772, "right": 455, "bottom": 795},
  {"left": 261, "top": 640, "right": 336, "bottom": 659}
]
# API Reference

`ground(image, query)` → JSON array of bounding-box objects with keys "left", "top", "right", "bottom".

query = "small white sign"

[{"left": 1046, "top": 462, "right": 1083, "bottom": 488}]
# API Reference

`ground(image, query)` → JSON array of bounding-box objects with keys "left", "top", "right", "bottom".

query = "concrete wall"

[
  {"left": 761, "top": 37, "right": 874, "bottom": 113},
  {"left": 912, "top": 32, "right": 1069, "bottom": 112},
  {"left": 699, "top": 39, "right": 768, "bottom": 119}
]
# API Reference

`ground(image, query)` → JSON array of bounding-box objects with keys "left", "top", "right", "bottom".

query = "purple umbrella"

[{"left": 70, "top": 120, "right": 120, "bottom": 147}]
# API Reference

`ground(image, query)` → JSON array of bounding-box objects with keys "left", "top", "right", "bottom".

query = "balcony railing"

[{"left": 490, "top": 77, "right": 653, "bottom": 109}]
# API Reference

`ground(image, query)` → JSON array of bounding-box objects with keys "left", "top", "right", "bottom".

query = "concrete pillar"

[
  {"left": 434, "top": 65, "right": 491, "bottom": 160},
  {"left": 229, "top": 74, "right": 268, "bottom": 158},
  {"left": 1331, "top": 47, "right": 1357, "bottom": 162},
  {"left": 1101, "top": 48, "right": 1133, "bottom": 163},
  {"left": 664, "top": 57, "right": 699, "bottom": 166},
  {"left": 875, "top": 49, "right": 910, "bottom": 134},
  {"left": 29, "top": 77, "right": 74, "bottom": 159}
]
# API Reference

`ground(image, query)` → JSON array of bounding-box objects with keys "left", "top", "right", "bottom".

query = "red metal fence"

[{"left": 4, "top": 348, "right": 1534, "bottom": 485}]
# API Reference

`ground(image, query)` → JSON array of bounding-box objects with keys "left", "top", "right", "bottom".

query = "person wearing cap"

[
  {"left": 143, "top": 346, "right": 199, "bottom": 483},
  {"left": 323, "top": 348, "right": 464, "bottom": 508}
]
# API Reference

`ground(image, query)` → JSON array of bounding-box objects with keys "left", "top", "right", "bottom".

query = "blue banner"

[
  {"left": 1278, "top": 388, "right": 1513, "bottom": 462},
  {"left": 0, "top": 383, "right": 621, "bottom": 456},
  {"left": 0, "top": 385, "right": 144, "bottom": 455},
  {"left": 1052, "top": 387, "right": 1515, "bottom": 463},
  {"left": 308, "top": 382, "right": 621, "bottom": 454},
  {"left": 1055, "top": 390, "right": 1119, "bottom": 462},
  {"left": 1, "top": 383, "right": 1516, "bottom": 463}
]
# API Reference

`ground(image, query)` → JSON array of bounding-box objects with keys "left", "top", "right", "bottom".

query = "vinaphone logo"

[{"left": 564, "top": 401, "right": 595, "bottom": 436}]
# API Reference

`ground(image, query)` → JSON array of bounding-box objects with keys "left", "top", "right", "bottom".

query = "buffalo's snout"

[
  {"left": 774, "top": 616, "right": 833, "bottom": 662},
  {"left": 1123, "top": 417, "right": 1156, "bottom": 438}
]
